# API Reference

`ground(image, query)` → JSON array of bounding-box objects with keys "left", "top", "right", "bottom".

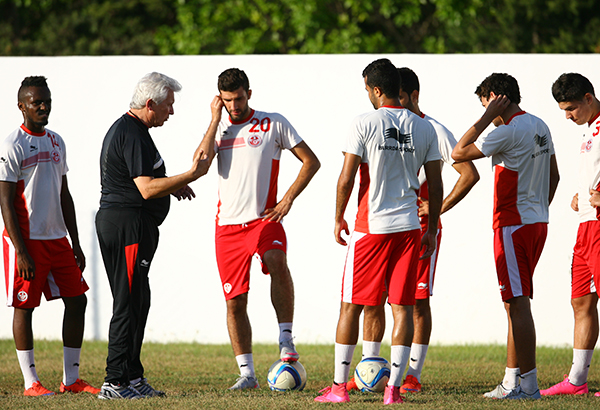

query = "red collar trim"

[
  {"left": 230, "top": 109, "right": 255, "bottom": 125},
  {"left": 380, "top": 105, "right": 405, "bottom": 109},
  {"left": 127, "top": 111, "right": 149, "bottom": 128},
  {"left": 588, "top": 110, "right": 600, "bottom": 126},
  {"left": 20, "top": 124, "right": 45, "bottom": 137},
  {"left": 419, "top": 112, "right": 426, "bottom": 119},
  {"left": 505, "top": 111, "right": 526, "bottom": 125}
]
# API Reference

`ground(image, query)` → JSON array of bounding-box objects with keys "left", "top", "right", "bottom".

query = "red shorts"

[
  {"left": 415, "top": 227, "right": 442, "bottom": 299},
  {"left": 215, "top": 219, "right": 287, "bottom": 300},
  {"left": 493, "top": 223, "right": 547, "bottom": 302},
  {"left": 3, "top": 234, "right": 88, "bottom": 308},
  {"left": 571, "top": 220, "right": 600, "bottom": 299},
  {"left": 342, "top": 229, "right": 420, "bottom": 306}
]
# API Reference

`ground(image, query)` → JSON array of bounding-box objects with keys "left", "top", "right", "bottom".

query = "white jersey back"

[
  {"left": 474, "top": 111, "right": 554, "bottom": 228},
  {"left": 0, "top": 125, "right": 68, "bottom": 239},
  {"left": 345, "top": 106, "right": 440, "bottom": 234},
  {"left": 215, "top": 110, "right": 303, "bottom": 225},
  {"left": 417, "top": 113, "right": 456, "bottom": 186},
  {"left": 577, "top": 111, "right": 600, "bottom": 222}
]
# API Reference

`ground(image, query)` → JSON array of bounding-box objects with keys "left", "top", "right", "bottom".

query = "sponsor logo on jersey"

[
  {"left": 0, "top": 157, "right": 7, "bottom": 164},
  {"left": 248, "top": 134, "right": 263, "bottom": 147},
  {"left": 272, "top": 240, "right": 283, "bottom": 246},
  {"left": 51, "top": 150, "right": 61, "bottom": 163},
  {"left": 224, "top": 283, "right": 232, "bottom": 294},
  {"left": 379, "top": 128, "right": 414, "bottom": 152},
  {"left": 582, "top": 138, "right": 593, "bottom": 153},
  {"left": 534, "top": 134, "right": 548, "bottom": 146},
  {"left": 30, "top": 145, "right": 38, "bottom": 152},
  {"left": 17, "top": 290, "right": 28, "bottom": 302},
  {"left": 531, "top": 148, "right": 549, "bottom": 159},
  {"left": 385, "top": 128, "right": 412, "bottom": 144},
  {"left": 417, "top": 282, "right": 428, "bottom": 290},
  {"left": 499, "top": 284, "right": 506, "bottom": 292},
  {"left": 140, "top": 259, "right": 150, "bottom": 267}
]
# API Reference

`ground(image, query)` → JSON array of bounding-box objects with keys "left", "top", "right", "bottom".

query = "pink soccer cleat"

[
  {"left": 314, "top": 383, "right": 350, "bottom": 403},
  {"left": 540, "top": 375, "right": 588, "bottom": 396},
  {"left": 383, "top": 385, "right": 405, "bottom": 404}
]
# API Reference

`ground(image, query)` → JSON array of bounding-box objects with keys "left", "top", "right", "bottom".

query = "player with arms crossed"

[
  {"left": 540, "top": 73, "right": 600, "bottom": 396},
  {"left": 315, "top": 58, "right": 442, "bottom": 405},
  {"left": 197, "top": 68, "right": 320, "bottom": 390},
  {"left": 347, "top": 67, "right": 480, "bottom": 394},
  {"left": 452, "top": 73, "right": 559, "bottom": 400},
  {"left": 0, "top": 76, "right": 98, "bottom": 396}
]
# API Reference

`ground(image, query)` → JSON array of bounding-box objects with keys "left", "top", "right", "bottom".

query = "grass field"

[{"left": 0, "top": 339, "right": 599, "bottom": 409}]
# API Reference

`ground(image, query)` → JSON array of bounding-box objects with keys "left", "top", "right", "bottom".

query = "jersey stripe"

[{"left": 355, "top": 163, "right": 370, "bottom": 233}]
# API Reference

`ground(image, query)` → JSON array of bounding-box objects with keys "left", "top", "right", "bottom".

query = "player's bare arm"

[
  {"left": 452, "top": 95, "right": 511, "bottom": 162},
  {"left": 571, "top": 193, "right": 579, "bottom": 212},
  {"left": 195, "top": 95, "right": 224, "bottom": 164},
  {"left": 420, "top": 160, "right": 442, "bottom": 260},
  {"left": 262, "top": 141, "right": 320, "bottom": 223},
  {"left": 134, "top": 150, "right": 210, "bottom": 200},
  {"left": 0, "top": 181, "right": 35, "bottom": 280},
  {"left": 590, "top": 189, "right": 600, "bottom": 208},
  {"left": 417, "top": 161, "right": 480, "bottom": 217},
  {"left": 334, "top": 153, "right": 361, "bottom": 246},
  {"left": 60, "top": 175, "right": 85, "bottom": 272},
  {"left": 549, "top": 154, "right": 560, "bottom": 205},
  {"left": 442, "top": 161, "right": 480, "bottom": 213}
]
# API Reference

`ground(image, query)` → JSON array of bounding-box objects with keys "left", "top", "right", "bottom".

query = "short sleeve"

[
  {"left": 475, "top": 126, "right": 513, "bottom": 158},
  {"left": 0, "top": 138, "right": 22, "bottom": 183},
  {"left": 344, "top": 115, "right": 366, "bottom": 158},
  {"left": 274, "top": 114, "right": 303, "bottom": 150},
  {"left": 122, "top": 132, "right": 155, "bottom": 179}
]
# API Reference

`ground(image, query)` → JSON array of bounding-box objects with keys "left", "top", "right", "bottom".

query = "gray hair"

[{"left": 130, "top": 72, "right": 182, "bottom": 109}]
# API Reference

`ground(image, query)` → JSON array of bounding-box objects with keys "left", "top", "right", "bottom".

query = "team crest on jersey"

[
  {"left": 582, "top": 138, "right": 593, "bottom": 153},
  {"left": 17, "top": 290, "right": 28, "bottom": 302},
  {"left": 247, "top": 135, "right": 262, "bottom": 147},
  {"left": 224, "top": 283, "right": 232, "bottom": 294},
  {"left": 51, "top": 149, "right": 61, "bottom": 163}
]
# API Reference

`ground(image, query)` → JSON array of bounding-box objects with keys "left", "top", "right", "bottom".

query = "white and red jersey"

[
  {"left": 474, "top": 111, "right": 554, "bottom": 229},
  {"left": 577, "top": 111, "right": 600, "bottom": 222},
  {"left": 0, "top": 125, "right": 68, "bottom": 240},
  {"left": 417, "top": 114, "right": 457, "bottom": 227},
  {"left": 345, "top": 106, "right": 440, "bottom": 234},
  {"left": 215, "top": 109, "right": 303, "bottom": 225}
]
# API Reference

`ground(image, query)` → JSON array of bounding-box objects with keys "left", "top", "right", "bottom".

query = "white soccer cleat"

[
  {"left": 483, "top": 383, "right": 513, "bottom": 399},
  {"left": 229, "top": 376, "right": 259, "bottom": 390}
]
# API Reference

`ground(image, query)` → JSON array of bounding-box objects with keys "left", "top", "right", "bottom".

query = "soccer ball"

[
  {"left": 267, "top": 359, "right": 307, "bottom": 391},
  {"left": 354, "top": 356, "right": 391, "bottom": 392}
]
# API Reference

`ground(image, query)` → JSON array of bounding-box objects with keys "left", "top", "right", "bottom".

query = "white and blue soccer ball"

[
  {"left": 267, "top": 360, "right": 307, "bottom": 391},
  {"left": 354, "top": 356, "right": 391, "bottom": 392}
]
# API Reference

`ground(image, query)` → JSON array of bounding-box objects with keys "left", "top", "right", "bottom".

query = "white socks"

[
  {"left": 16, "top": 349, "right": 39, "bottom": 389},
  {"left": 278, "top": 322, "right": 293, "bottom": 343},
  {"left": 235, "top": 353, "right": 255, "bottom": 378},
  {"left": 63, "top": 346, "right": 81, "bottom": 386},
  {"left": 388, "top": 345, "right": 411, "bottom": 387},
  {"left": 334, "top": 343, "right": 356, "bottom": 384},
  {"left": 362, "top": 341, "right": 381, "bottom": 358},
  {"left": 503, "top": 367, "right": 520, "bottom": 390},
  {"left": 405, "top": 343, "right": 428, "bottom": 382},
  {"left": 520, "top": 368, "right": 538, "bottom": 394},
  {"left": 569, "top": 349, "right": 594, "bottom": 385}
]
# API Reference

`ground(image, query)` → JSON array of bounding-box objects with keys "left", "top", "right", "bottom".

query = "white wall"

[{"left": 0, "top": 54, "right": 596, "bottom": 347}]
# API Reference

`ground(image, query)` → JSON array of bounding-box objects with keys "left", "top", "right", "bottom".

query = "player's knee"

[{"left": 64, "top": 293, "right": 87, "bottom": 313}]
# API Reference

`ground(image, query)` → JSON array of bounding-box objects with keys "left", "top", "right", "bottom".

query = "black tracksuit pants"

[{"left": 96, "top": 208, "right": 159, "bottom": 385}]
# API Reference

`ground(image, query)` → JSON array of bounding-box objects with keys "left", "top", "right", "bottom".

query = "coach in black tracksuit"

[{"left": 95, "top": 72, "right": 210, "bottom": 400}]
